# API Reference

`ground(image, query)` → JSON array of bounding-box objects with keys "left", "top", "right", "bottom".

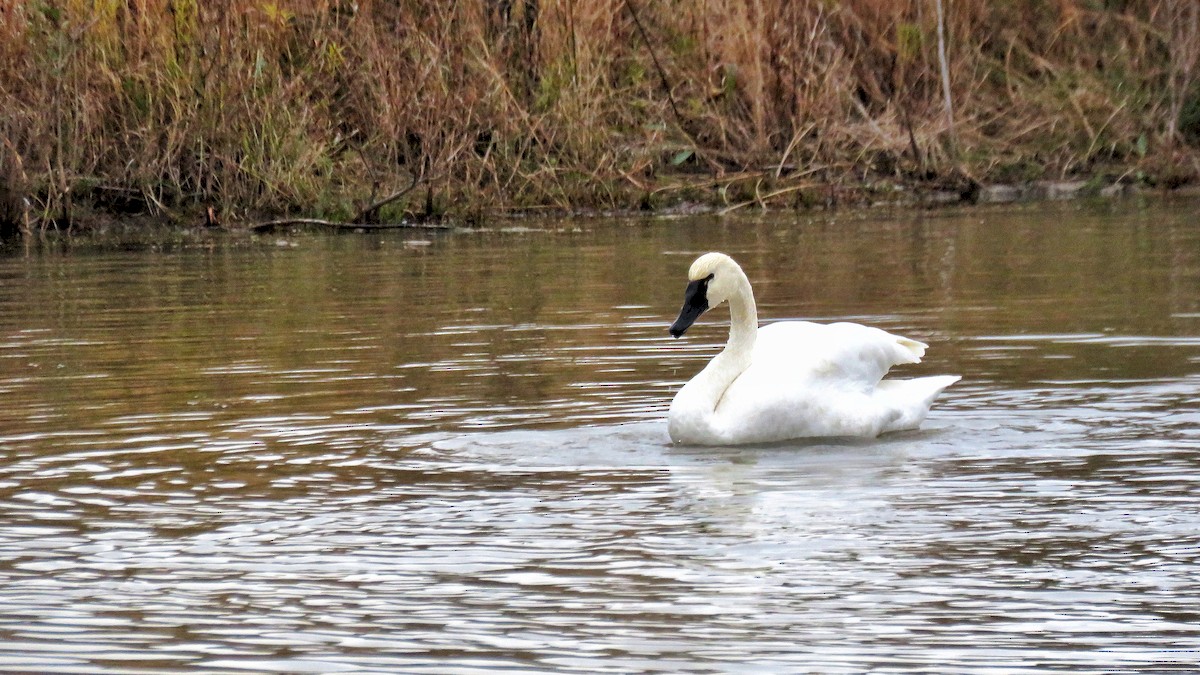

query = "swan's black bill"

[{"left": 669, "top": 276, "right": 711, "bottom": 338}]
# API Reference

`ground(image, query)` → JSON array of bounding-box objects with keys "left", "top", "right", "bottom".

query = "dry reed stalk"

[{"left": 0, "top": 0, "right": 1196, "bottom": 229}]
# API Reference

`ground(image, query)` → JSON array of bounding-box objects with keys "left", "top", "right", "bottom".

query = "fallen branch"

[
  {"left": 250, "top": 171, "right": 447, "bottom": 232},
  {"left": 650, "top": 165, "right": 832, "bottom": 198},
  {"left": 716, "top": 183, "right": 818, "bottom": 216},
  {"left": 352, "top": 170, "right": 429, "bottom": 223},
  {"left": 248, "top": 218, "right": 454, "bottom": 232}
]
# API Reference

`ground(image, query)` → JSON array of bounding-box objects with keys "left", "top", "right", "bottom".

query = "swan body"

[{"left": 667, "top": 252, "right": 959, "bottom": 445}]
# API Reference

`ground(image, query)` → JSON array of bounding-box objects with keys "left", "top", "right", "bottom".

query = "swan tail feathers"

[
  {"left": 895, "top": 337, "right": 928, "bottom": 364},
  {"left": 876, "top": 374, "right": 960, "bottom": 433}
]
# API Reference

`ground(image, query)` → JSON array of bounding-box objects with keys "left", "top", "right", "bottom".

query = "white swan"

[{"left": 667, "top": 252, "right": 960, "bottom": 445}]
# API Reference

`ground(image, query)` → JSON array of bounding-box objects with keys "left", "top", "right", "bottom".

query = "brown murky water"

[{"left": 1, "top": 199, "right": 1199, "bottom": 672}]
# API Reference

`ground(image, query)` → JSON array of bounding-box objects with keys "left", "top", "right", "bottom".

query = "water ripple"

[{"left": 2, "top": 209, "right": 1199, "bottom": 671}]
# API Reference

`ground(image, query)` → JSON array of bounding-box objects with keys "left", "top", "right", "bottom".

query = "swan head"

[{"left": 669, "top": 252, "right": 746, "bottom": 338}]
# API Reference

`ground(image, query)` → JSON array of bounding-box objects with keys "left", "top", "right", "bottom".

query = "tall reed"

[{"left": 1, "top": 0, "right": 1197, "bottom": 226}]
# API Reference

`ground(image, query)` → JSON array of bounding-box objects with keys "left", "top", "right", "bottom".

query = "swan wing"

[
  {"left": 710, "top": 322, "right": 938, "bottom": 441},
  {"left": 751, "top": 321, "right": 925, "bottom": 388}
]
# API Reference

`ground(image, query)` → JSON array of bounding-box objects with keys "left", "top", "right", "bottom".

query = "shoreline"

[{"left": 5, "top": 176, "right": 1196, "bottom": 246}]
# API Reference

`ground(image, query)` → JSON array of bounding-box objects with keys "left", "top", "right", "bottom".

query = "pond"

[{"left": 1, "top": 198, "right": 1198, "bottom": 673}]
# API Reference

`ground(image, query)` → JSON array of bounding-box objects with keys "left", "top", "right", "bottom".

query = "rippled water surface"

[{"left": 1, "top": 200, "right": 1199, "bottom": 672}]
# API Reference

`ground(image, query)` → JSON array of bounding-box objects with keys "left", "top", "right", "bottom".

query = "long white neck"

[
  {"left": 724, "top": 274, "right": 758, "bottom": 360},
  {"left": 669, "top": 272, "right": 759, "bottom": 443}
]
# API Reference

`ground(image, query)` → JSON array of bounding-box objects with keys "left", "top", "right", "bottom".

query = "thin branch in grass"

[
  {"left": 351, "top": 170, "right": 432, "bottom": 223},
  {"left": 623, "top": 0, "right": 718, "bottom": 172},
  {"left": 716, "top": 182, "right": 818, "bottom": 216},
  {"left": 624, "top": 0, "right": 684, "bottom": 130},
  {"left": 775, "top": 123, "right": 816, "bottom": 178},
  {"left": 935, "top": 0, "right": 956, "bottom": 153},
  {"left": 254, "top": 169, "right": 440, "bottom": 233}
]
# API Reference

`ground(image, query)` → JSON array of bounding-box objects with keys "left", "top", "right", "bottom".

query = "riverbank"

[{"left": 2, "top": 1, "right": 1199, "bottom": 233}]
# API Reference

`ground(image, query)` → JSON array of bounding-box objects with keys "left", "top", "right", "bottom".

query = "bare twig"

[
  {"left": 250, "top": 169, "right": 444, "bottom": 232},
  {"left": 717, "top": 182, "right": 817, "bottom": 216},
  {"left": 775, "top": 123, "right": 816, "bottom": 178},
  {"left": 623, "top": 0, "right": 725, "bottom": 174},
  {"left": 1082, "top": 101, "right": 1128, "bottom": 163},
  {"left": 651, "top": 165, "right": 832, "bottom": 197},
  {"left": 624, "top": 0, "right": 684, "bottom": 130},
  {"left": 249, "top": 218, "right": 454, "bottom": 232},
  {"left": 935, "top": 0, "right": 957, "bottom": 152},
  {"left": 352, "top": 170, "right": 432, "bottom": 223},
  {"left": 619, "top": 168, "right": 650, "bottom": 191}
]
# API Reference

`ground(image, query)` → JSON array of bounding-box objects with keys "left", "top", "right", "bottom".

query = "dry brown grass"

[{"left": 1, "top": 0, "right": 1198, "bottom": 228}]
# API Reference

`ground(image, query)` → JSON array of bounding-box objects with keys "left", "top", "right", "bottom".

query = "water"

[{"left": 1, "top": 199, "right": 1198, "bottom": 673}]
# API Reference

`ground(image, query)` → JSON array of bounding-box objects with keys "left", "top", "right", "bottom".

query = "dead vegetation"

[{"left": 1, "top": 0, "right": 1198, "bottom": 230}]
